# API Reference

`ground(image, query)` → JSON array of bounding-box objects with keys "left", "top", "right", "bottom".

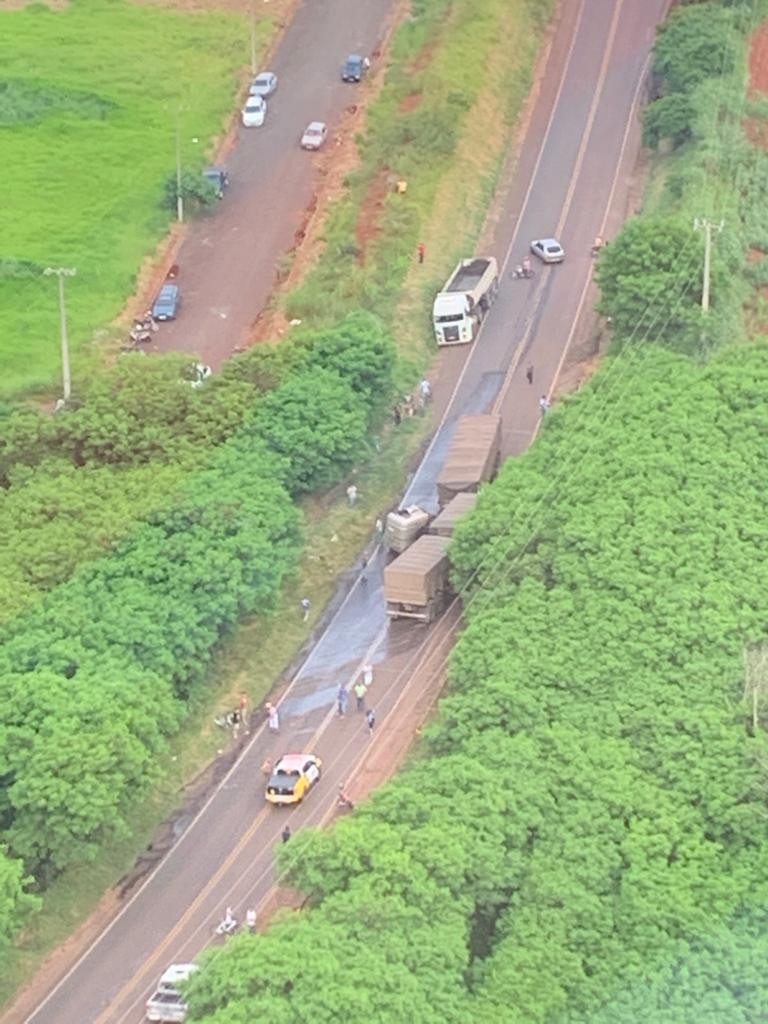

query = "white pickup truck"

[{"left": 146, "top": 964, "right": 198, "bottom": 1022}]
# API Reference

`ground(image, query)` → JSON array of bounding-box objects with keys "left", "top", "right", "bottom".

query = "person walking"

[
  {"left": 261, "top": 758, "right": 272, "bottom": 779},
  {"left": 266, "top": 703, "right": 280, "bottom": 733},
  {"left": 281, "top": 825, "right": 291, "bottom": 844},
  {"left": 336, "top": 683, "right": 349, "bottom": 717},
  {"left": 538, "top": 395, "right": 551, "bottom": 415},
  {"left": 419, "top": 378, "right": 432, "bottom": 402},
  {"left": 366, "top": 708, "right": 376, "bottom": 736},
  {"left": 301, "top": 597, "right": 311, "bottom": 621},
  {"left": 525, "top": 364, "right": 534, "bottom": 385},
  {"left": 417, "top": 242, "right": 426, "bottom": 264},
  {"left": 346, "top": 483, "right": 358, "bottom": 507},
  {"left": 354, "top": 679, "right": 367, "bottom": 712},
  {"left": 363, "top": 663, "right": 374, "bottom": 688}
]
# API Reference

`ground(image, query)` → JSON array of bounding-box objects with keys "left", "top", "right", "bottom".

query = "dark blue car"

[
  {"left": 152, "top": 283, "right": 181, "bottom": 321},
  {"left": 341, "top": 54, "right": 368, "bottom": 82}
]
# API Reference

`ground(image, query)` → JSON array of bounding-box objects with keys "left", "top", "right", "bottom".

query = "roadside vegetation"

[
  {"left": 178, "top": 2, "right": 768, "bottom": 1021},
  {"left": 0, "top": 0, "right": 258, "bottom": 396},
  {"left": 0, "top": 0, "right": 554, "bottom": 993}
]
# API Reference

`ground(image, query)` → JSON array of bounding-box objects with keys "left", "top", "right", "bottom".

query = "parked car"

[
  {"left": 341, "top": 54, "right": 369, "bottom": 82},
  {"left": 249, "top": 71, "right": 278, "bottom": 97},
  {"left": 202, "top": 167, "right": 229, "bottom": 198},
  {"left": 530, "top": 237, "right": 565, "bottom": 263},
  {"left": 152, "top": 283, "right": 181, "bottom": 321},
  {"left": 300, "top": 121, "right": 327, "bottom": 150},
  {"left": 241, "top": 95, "right": 266, "bottom": 128},
  {"left": 265, "top": 754, "right": 322, "bottom": 805}
]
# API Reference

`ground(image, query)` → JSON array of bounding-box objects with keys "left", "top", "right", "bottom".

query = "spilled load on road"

[
  {"left": 428, "top": 491, "right": 478, "bottom": 537},
  {"left": 384, "top": 534, "right": 452, "bottom": 623},
  {"left": 432, "top": 257, "right": 499, "bottom": 345},
  {"left": 385, "top": 504, "right": 432, "bottom": 553},
  {"left": 436, "top": 414, "right": 502, "bottom": 506},
  {"left": 146, "top": 963, "right": 198, "bottom": 1022}
]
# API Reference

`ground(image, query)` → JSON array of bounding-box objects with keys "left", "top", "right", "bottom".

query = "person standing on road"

[
  {"left": 281, "top": 825, "right": 291, "bottom": 844},
  {"left": 301, "top": 597, "right": 311, "bottom": 621},
  {"left": 266, "top": 703, "right": 280, "bottom": 733},
  {"left": 366, "top": 708, "right": 376, "bottom": 736},
  {"left": 525, "top": 364, "right": 534, "bottom": 385},
  {"left": 539, "top": 395, "right": 551, "bottom": 415},
  {"left": 337, "top": 683, "right": 349, "bottom": 717},
  {"left": 363, "top": 663, "right": 374, "bottom": 688},
  {"left": 354, "top": 680, "right": 367, "bottom": 712}
]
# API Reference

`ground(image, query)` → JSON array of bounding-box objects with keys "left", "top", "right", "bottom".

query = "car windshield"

[
  {"left": 307, "top": 127, "right": 321, "bottom": 136},
  {"left": 435, "top": 313, "right": 462, "bottom": 323},
  {"left": 255, "top": 75, "right": 270, "bottom": 86},
  {"left": 267, "top": 775, "right": 297, "bottom": 794},
  {"left": 547, "top": 244, "right": 561, "bottom": 252},
  {"left": 247, "top": 99, "right": 263, "bottom": 110}
]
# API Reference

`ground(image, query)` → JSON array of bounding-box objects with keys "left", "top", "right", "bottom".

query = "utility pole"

[
  {"left": 175, "top": 109, "right": 184, "bottom": 223},
  {"left": 694, "top": 217, "right": 724, "bottom": 313},
  {"left": 250, "top": 1, "right": 258, "bottom": 75},
  {"left": 43, "top": 266, "right": 76, "bottom": 402}
]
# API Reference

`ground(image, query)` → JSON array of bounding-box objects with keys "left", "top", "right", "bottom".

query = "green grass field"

[{"left": 0, "top": 0, "right": 265, "bottom": 397}]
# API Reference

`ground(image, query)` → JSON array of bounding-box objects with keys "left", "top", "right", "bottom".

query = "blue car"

[
  {"left": 152, "top": 283, "right": 181, "bottom": 321},
  {"left": 341, "top": 54, "right": 368, "bottom": 82}
]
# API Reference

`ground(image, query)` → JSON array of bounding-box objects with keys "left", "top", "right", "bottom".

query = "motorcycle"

[
  {"left": 511, "top": 263, "right": 534, "bottom": 280},
  {"left": 129, "top": 327, "right": 152, "bottom": 346},
  {"left": 215, "top": 908, "right": 238, "bottom": 936}
]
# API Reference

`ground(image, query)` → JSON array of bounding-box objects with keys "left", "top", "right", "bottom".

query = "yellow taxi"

[{"left": 265, "top": 753, "right": 322, "bottom": 805}]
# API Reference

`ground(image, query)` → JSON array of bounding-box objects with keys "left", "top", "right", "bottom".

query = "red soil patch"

[
  {"left": 354, "top": 169, "right": 392, "bottom": 263},
  {"left": 748, "top": 22, "right": 768, "bottom": 98},
  {"left": 399, "top": 91, "right": 423, "bottom": 113}
]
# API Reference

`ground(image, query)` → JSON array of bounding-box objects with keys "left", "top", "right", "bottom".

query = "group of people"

[{"left": 393, "top": 378, "right": 432, "bottom": 425}]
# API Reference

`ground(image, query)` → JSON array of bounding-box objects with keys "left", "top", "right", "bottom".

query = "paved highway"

[{"left": 17, "top": 1, "right": 669, "bottom": 1021}]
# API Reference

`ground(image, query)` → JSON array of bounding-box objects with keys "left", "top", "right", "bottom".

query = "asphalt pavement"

[
  {"left": 152, "top": 0, "right": 394, "bottom": 368},
  {"left": 17, "top": 1, "right": 670, "bottom": 1021}
]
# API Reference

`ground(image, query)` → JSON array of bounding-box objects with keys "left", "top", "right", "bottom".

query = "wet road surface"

[{"left": 19, "top": 1, "right": 670, "bottom": 1021}]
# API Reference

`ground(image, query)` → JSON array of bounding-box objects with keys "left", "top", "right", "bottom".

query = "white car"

[
  {"left": 301, "top": 121, "right": 327, "bottom": 150},
  {"left": 249, "top": 72, "right": 278, "bottom": 97},
  {"left": 530, "top": 238, "right": 565, "bottom": 264},
  {"left": 242, "top": 95, "right": 266, "bottom": 128}
]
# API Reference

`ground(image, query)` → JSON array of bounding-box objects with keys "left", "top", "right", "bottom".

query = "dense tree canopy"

[{"left": 188, "top": 344, "right": 768, "bottom": 1022}]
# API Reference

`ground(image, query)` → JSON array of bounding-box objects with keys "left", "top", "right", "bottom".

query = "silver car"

[
  {"left": 301, "top": 121, "right": 328, "bottom": 150},
  {"left": 249, "top": 72, "right": 278, "bottom": 97},
  {"left": 530, "top": 238, "right": 565, "bottom": 263}
]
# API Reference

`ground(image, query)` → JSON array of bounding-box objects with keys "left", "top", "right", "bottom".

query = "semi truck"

[
  {"left": 428, "top": 492, "right": 478, "bottom": 537},
  {"left": 383, "top": 534, "right": 452, "bottom": 622},
  {"left": 436, "top": 414, "right": 502, "bottom": 506},
  {"left": 432, "top": 257, "right": 499, "bottom": 346},
  {"left": 385, "top": 504, "right": 432, "bottom": 553},
  {"left": 146, "top": 964, "right": 198, "bottom": 1023}
]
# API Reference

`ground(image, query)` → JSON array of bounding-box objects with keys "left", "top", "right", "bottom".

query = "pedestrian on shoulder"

[
  {"left": 538, "top": 395, "right": 551, "bottom": 415},
  {"left": 337, "top": 683, "right": 349, "bottom": 717},
  {"left": 354, "top": 680, "right": 367, "bottom": 712},
  {"left": 281, "top": 825, "right": 291, "bottom": 844},
  {"left": 266, "top": 703, "right": 280, "bottom": 733},
  {"left": 525, "top": 364, "right": 534, "bottom": 385},
  {"left": 246, "top": 908, "right": 257, "bottom": 934},
  {"left": 301, "top": 597, "right": 311, "bottom": 621},
  {"left": 375, "top": 517, "right": 384, "bottom": 541},
  {"left": 239, "top": 692, "right": 249, "bottom": 728},
  {"left": 366, "top": 708, "right": 376, "bottom": 736},
  {"left": 363, "top": 663, "right": 373, "bottom": 688},
  {"left": 417, "top": 242, "right": 426, "bottom": 264}
]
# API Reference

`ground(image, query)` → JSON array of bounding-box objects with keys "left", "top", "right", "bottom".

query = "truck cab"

[{"left": 432, "top": 293, "right": 474, "bottom": 344}]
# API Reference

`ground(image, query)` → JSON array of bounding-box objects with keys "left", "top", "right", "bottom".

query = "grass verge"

[{"left": 0, "top": 0, "right": 280, "bottom": 397}]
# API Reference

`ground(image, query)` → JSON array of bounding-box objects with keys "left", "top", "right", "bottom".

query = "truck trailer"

[
  {"left": 436, "top": 414, "right": 502, "bottom": 507},
  {"left": 383, "top": 534, "right": 452, "bottom": 623},
  {"left": 432, "top": 257, "right": 499, "bottom": 346}
]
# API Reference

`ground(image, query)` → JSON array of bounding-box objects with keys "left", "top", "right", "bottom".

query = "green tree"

[{"left": 652, "top": 3, "right": 739, "bottom": 95}]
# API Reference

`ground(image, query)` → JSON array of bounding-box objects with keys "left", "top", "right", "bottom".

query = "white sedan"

[
  {"left": 249, "top": 72, "right": 278, "bottom": 97},
  {"left": 530, "top": 238, "right": 565, "bottom": 263},
  {"left": 301, "top": 121, "right": 328, "bottom": 150},
  {"left": 241, "top": 95, "right": 266, "bottom": 128}
]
